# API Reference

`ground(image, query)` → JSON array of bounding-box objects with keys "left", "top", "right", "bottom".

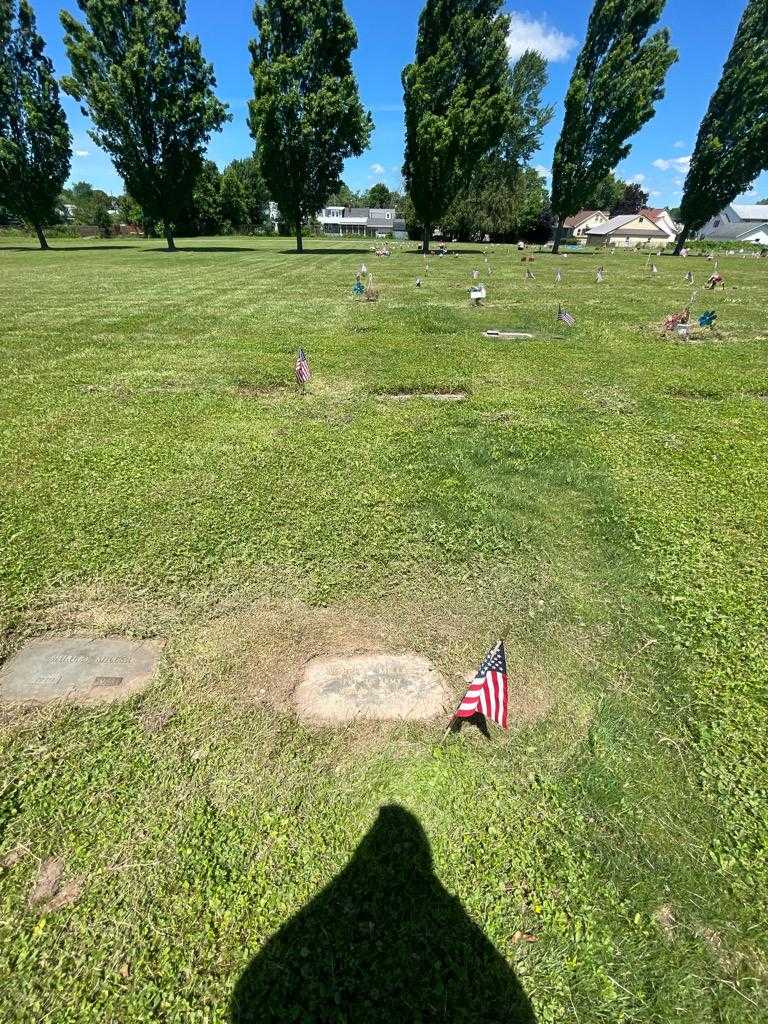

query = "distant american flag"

[
  {"left": 295, "top": 348, "right": 310, "bottom": 384},
  {"left": 455, "top": 640, "right": 509, "bottom": 730},
  {"left": 557, "top": 305, "right": 575, "bottom": 327}
]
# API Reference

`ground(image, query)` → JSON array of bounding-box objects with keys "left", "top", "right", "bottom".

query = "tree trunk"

[
  {"left": 551, "top": 217, "right": 563, "bottom": 255},
  {"left": 34, "top": 223, "right": 50, "bottom": 250},
  {"left": 165, "top": 229, "right": 176, "bottom": 251},
  {"left": 296, "top": 217, "right": 303, "bottom": 254},
  {"left": 422, "top": 222, "right": 431, "bottom": 254},
  {"left": 673, "top": 224, "right": 690, "bottom": 256}
]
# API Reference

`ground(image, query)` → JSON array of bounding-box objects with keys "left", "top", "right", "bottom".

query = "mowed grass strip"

[{"left": 0, "top": 236, "right": 766, "bottom": 1022}]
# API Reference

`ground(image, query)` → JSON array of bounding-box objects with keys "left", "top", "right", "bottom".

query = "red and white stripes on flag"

[
  {"left": 295, "top": 348, "right": 310, "bottom": 384},
  {"left": 455, "top": 639, "right": 509, "bottom": 730}
]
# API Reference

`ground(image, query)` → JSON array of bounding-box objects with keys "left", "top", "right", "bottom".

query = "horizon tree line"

[{"left": 1, "top": 0, "right": 766, "bottom": 253}]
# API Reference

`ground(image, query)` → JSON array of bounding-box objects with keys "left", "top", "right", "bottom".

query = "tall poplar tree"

[
  {"left": 402, "top": 0, "right": 512, "bottom": 253},
  {"left": 0, "top": 0, "right": 71, "bottom": 250},
  {"left": 61, "top": 0, "right": 229, "bottom": 251},
  {"left": 248, "top": 0, "right": 372, "bottom": 254},
  {"left": 550, "top": 0, "right": 677, "bottom": 252},
  {"left": 674, "top": 0, "right": 768, "bottom": 253}
]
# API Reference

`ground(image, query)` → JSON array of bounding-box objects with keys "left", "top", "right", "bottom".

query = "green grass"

[{"left": 1, "top": 235, "right": 766, "bottom": 1022}]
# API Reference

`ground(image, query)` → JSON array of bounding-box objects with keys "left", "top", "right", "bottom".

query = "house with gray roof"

[
  {"left": 317, "top": 206, "right": 407, "bottom": 239},
  {"left": 698, "top": 204, "right": 768, "bottom": 245}
]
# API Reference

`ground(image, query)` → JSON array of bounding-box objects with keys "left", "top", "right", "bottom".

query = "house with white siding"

[
  {"left": 698, "top": 204, "right": 768, "bottom": 245},
  {"left": 317, "top": 206, "right": 407, "bottom": 239}
]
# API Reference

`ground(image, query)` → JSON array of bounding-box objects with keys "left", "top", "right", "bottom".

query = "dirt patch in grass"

[
  {"left": 139, "top": 706, "right": 177, "bottom": 734},
  {"left": 654, "top": 904, "right": 677, "bottom": 939},
  {"left": 182, "top": 592, "right": 565, "bottom": 735},
  {"left": 27, "top": 856, "right": 81, "bottom": 912},
  {"left": 1, "top": 846, "right": 27, "bottom": 870}
]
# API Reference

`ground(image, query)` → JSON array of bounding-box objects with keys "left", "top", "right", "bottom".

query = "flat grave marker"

[
  {"left": 295, "top": 654, "right": 447, "bottom": 723},
  {"left": 0, "top": 637, "right": 164, "bottom": 704}
]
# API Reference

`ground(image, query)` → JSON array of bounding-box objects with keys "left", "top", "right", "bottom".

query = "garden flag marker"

[
  {"left": 295, "top": 348, "right": 310, "bottom": 385},
  {"left": 442, "top": 639, "right": 509, "bottom": 740}
]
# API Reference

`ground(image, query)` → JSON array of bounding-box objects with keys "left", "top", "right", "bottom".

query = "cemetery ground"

[{"left": 0, "top": 234, "right": 766, "bottom": 1023}]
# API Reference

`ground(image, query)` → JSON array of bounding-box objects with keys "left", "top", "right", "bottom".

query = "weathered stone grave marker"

[
  {"left": 0, "top": 637, "right": 164, "bottom": 704},
  {"left": 295, "top": 654, "right": 447, "bottom": 723}
]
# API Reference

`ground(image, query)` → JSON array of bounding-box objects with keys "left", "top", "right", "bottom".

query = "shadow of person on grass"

[{"left": 231, "top": 805, "right": 536, "bottom": 1024}]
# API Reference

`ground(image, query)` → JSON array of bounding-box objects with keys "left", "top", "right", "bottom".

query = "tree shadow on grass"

[
  {"left": 277, "top": 246, "right": 379, "bottom": 256},
  {"left": 231, "top": 805, "right": 536, "bottom": 1024},
  {"left": 0, "top": 244, "right": 140, "bottom": 252},
  {"left": 143, "top": 245, "right": 264, "bottom": 253}
]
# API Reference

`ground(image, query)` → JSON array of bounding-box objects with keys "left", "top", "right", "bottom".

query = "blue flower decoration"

[{"left": 699, "top": 311, "right": 717, "bottom": 327}]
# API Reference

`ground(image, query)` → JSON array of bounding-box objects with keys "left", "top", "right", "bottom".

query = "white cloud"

[
  {"left": 652, "top": 155, "right": 691, "bottom": 173},
  {"left": 650, "top": 190, "right": 662, "bottom": 198},
  {"left": 535, "top": 164, "right": 552, "bottom": 180},
  {"left": 74, "top": 149, "right": 89, "bottom": 157},
  {"left": 370, "top": 163, "right": 386, "bottom": 175},
  {"left": 673, "top": 140, "right": 686, "bottom": 149},
  {"left": 507, "top": 12, "right": 577, "bottom": 62},
  {"left": 630, "top": 173, "right": 646, "bottom": 184}
]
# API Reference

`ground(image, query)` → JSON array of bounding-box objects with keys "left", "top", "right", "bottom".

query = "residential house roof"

[
  {"left": 702, "top": 222, "right": 768, "bottom": 241},
  {"left": 587, "top": 214, "right": 667, "bottom": 238},
  {"left": 563, "top": 210, "right": 607, "bottom": 229},
  {"left": 730, "top": 204, "right": 768, "bottom": 222}
]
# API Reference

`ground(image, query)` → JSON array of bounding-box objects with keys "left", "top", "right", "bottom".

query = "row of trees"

[{"left": 1, "top": 0, "right": 766, "bottom": 253}]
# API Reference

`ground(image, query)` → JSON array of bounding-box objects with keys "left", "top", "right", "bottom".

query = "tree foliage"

[
  {"left": 506, "top": 50, "right": 554, "bottom": 166},
  {"left": 174, "top": 157, "right": 270, "bottom": 236},
  {"left": 402, "top": 0, "right": 512, "bottom": 251},
  {"left": 551, "top": 0, "right": 677, "bottom": 250},
  {"left": 444, "top": 164, "right": 551, "bottom": 242},
  {"left": 612, "top": 181, "right": 649, "bottom": 215},
  {"left": 585, "top": 171, "right": 626, "bottom": 212},
  {"left": 440, "top": 47, "right": 553, "bottom": 243},
  {"left": 248, "top": 0, "right": 371, "bottom": 253},
  {"left": 221, "top": 157, "right": 269, "bottom": 232},
  {"left": 0, "top": 0, "right": 71, "bottom": 249},
  {"left": 676, "top": 0, "right": 768, "bottom": 249},
  {"left": 61, "top": 0, "right": 229, "bottom": 250},
  {"left": 367, "top": 182, "right": 393, "bottom": 209}
]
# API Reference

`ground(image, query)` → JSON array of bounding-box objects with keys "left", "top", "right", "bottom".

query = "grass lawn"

[{"left": 1, "top": 234, "right": 766, "bottom": 1022}]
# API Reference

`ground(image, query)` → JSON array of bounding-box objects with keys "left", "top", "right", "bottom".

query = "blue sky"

[{"left": 36, "top": 0, "right": 768, "bottom": 208}]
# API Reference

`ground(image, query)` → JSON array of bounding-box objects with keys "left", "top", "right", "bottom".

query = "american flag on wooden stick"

[
  {"left": 557, "top": 305, "right": 575, "bottom": 327},
  {"left": 455, "top": 639, "right": 509, "bottom": 730},
  {"left": 295, "top": 348, "right": 310, "bottom": 384}
]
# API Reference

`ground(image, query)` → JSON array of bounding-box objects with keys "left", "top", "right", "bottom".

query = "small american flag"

[
  {"left": 557, "top": 305, "right": 575, "bottom": 327},
  {"left": 525, "top": 268, "right": 536, "bottom": 281},
  {"left": 295, "top": 348, "right": 310, "bottom": 384},
  {"left": 455, "top": 640, "right": 509, "bottom": 730},
  {"left": 596, "top": 267, "right": 604, "bottom": 283},
  {"left": 555, "top": 269, "right": 562, "bottom": 284}
]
